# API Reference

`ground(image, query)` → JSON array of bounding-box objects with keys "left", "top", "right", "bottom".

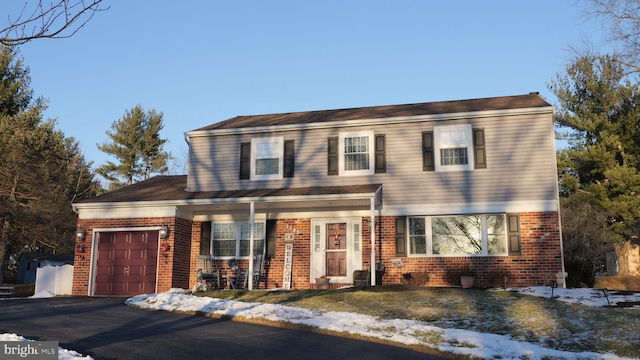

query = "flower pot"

[
  {"left": 461, "top": 276, "right": 475, "bottom": 289},
  {"left": 315, "top": 277, "right": 330, "bottom": 289}
]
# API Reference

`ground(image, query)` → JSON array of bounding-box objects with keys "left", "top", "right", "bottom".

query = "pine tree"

[
  {"left": 0, "top": 45, "right": 98, "bottom": 283},
  {"left": 96, "top": 105, "right": 171, "bottom": 188},
  {"left": 551, "top": 55, "right": 640, "bottom": 241}
]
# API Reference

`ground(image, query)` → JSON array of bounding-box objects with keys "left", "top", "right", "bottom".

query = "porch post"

[
  {"left": 370, "top": 196, "right": 376, "bottom": 286},
  {"left": 248, "top": 201, "right": 255, "bottom": 290}
]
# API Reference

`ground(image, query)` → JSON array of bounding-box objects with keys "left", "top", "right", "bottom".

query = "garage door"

[{"left": 94, "top": 231, "right": 158, "bottom": 296}]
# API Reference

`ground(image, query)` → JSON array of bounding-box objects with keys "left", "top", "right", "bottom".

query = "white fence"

[{"left": 35, "top": 264, "right": 74, "bottom": 296}]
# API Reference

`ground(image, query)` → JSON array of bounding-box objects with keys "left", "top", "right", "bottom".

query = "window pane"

[
  {"left": 440, "top": 129, "right": 468, "bottom": 147},
  {"left": 440, "top": 148, "right": 468, "bottom": 165},
  {"left": 344, "top": 153, "right": 369, "bottom": 170},
  {"left": 487, "top": 215, "right": 506, "bottom": 254},
  {"left": 255, "top": 158, "right": 279, "bottom": 175},
  {"left": 432, "top": 216, "right": 482, "bottom": 255},
  {"left": 409, "top": 218, "right": 427, "bottom": 254},
  {"left": 240, "top": 222, "right": 265, "bottom": 256},
  {"left": 212, "top": 224, "right": 235, "bottom": 257},
  {"left": 344, "top": 136, "right": 370, "bottom": 171}
]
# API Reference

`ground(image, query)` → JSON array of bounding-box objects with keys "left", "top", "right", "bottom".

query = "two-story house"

[{"left": 71, "top": 93, "right": 565, "bottom": 296}]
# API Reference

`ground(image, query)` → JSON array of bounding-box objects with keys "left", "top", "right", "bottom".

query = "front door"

[
  {"left": 326, "top": 223, "right": 347, "bottom": 276},
  {"left": 311, "top": 218, "right": 362, "bottom": 284}
]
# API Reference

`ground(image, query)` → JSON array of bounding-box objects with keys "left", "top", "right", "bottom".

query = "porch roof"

[{"left": 73, "top": 175, "right": 382, "bottom": 213}]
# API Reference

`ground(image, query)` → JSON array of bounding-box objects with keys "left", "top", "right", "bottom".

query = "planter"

[
  {"left": 315, "top": 277, "right": 330, "bottom": 289},
  {"left": 461, "top": 276, "right": 475, "bottom": 289}
]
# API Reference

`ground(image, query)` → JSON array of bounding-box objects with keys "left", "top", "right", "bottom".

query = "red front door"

[{"left": 326, "top": 223, "right": 347, "bottom": 277}]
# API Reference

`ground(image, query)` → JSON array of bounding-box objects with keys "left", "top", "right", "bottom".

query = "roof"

[
  {"left": 75, "top": 175, "right": 381, "bottom": 205},
  {"left": 192, "top": 93, "right": 551, "bottom": 132}
]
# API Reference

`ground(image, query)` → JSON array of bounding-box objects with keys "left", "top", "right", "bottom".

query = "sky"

[
  {"left": 6, "top": 1, "right": 603, "bottom": 173},
  {"left": 3, "top": 286, "right": 639, "bottom": 360}
]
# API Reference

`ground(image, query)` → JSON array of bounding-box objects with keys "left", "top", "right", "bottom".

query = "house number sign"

[{"left": 283, "top": 244, "right": 293, "bottom": 289}]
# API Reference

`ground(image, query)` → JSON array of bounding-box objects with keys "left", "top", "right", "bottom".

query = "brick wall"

[
  {"left": 377, "top": 212, "right": 563, "bottom": 288},
  {"left": 75, "top": 211, "right": 563, "bottom": 295}
]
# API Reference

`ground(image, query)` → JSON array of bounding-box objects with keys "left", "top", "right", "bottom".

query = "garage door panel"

[{"left": 94, "top": 230, "right": 159, "bottom": 296}]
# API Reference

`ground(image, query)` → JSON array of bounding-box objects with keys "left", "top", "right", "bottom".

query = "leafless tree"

[
  {"left": 573, "top": 0, "right": 640, "bottom": 74},
  {"left": 1, "top": 0, "right": 109, "bottom": 46}
]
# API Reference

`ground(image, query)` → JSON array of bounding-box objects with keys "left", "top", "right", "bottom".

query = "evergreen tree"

[
  {"left": 96, "top": 105, "right": 171, "bottom": 188},
  {"left": 550, "top": 55, "right": 640, "bottom": 241},
  {"left": 0, "top": 46, "right": 98, "bottom": 283}
]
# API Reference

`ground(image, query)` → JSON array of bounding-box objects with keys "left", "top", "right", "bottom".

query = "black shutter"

[
  {"left": 327, "top": 137, "right": 339, "bottom": 175},
  {"left": 283, "top": 140, "right": 295, "bottom": 178},
  {"left": 395, "top": 217, "right": 407, "bottom": 257},
  {"left": 422, "top": 131, "right": 434, "bottom": 171},
  {"left": 239, "top": 142, "right": 251, "bottom": 179},
  {"left": 507, "top": 213, "right": 521, "bottom": 256},
  {"left": 375, "top": 134, "right": 386, "bottom": 173},
  {"left": 266, "top": 220, "right": 276, "bottom": 258},
  {"left": 473, "top": 128, "right": 487, "bottom": 169},
  {"left": 200, "top": 222, "right": 211, "bottom": 255}
]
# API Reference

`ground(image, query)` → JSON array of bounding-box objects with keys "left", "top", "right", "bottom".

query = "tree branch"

[{"left": 1, "top": 0, "right": 109, "bottom": 46}]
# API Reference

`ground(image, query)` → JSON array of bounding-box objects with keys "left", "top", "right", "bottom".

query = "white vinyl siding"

[{"left": 186, "top": 112, "right": 557, "bottom": 209}]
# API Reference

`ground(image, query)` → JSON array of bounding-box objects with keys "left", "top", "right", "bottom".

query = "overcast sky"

[{"left": 9, "top": 1, "right": 602, "bottom": 172}]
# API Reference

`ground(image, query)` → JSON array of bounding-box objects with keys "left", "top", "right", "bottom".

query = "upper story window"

[
  {"left": 423, "top": 125, "right": 486, "bottom": 172},
  {"left": 434, "top": 124, "right": 473, "bottom": 171},
  {"left": 240, "top": 138, "right": 295, "bottom": 181},
  {"left": 252, "top": 137, "right": 283, "bottom": 180},
  {"left": 339, "top": 131, "right": 375, "bottom": 176}
]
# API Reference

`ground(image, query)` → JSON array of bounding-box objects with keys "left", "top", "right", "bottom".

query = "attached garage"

[{"left": 94, "top": 231, "right": 159, "bottom": 296}]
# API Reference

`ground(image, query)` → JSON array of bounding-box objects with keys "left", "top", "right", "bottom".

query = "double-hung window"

[
  {"left": 408, "top": 214, "right": 507, "bottom": 256},
  {"left": 434, "top": 124, "right": 474, "bottom": 171},
  {"left": 251, "top": 137, "right": 284, "bottom": 180},
  {"left": 211, "top": 221, "right": 266, "bottom": 258},
  {"left": 339, "top": 131, "right": 374, "bottom": 176}
]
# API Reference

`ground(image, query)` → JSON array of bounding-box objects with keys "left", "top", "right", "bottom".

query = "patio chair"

[
  {"left": 196, "top": 255, "right": 220, "bottom": 290},
  {"left": 242, "top": 254, "right": 264, "bottom": 289}
]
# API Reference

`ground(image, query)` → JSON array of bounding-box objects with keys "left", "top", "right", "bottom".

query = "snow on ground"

[
  {"left": 0, "top": 333, "right": 91, "bottom": 360},
  {"left": 2, "top": 286, "right": 639, "bottom": 360},
  {"left": 123, "top": 287, "right": 639, "bottom": 360}
]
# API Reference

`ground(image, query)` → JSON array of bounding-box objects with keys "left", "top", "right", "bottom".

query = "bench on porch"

[{"left": 0, "top": 285, "right": 14, "bottom": 297}]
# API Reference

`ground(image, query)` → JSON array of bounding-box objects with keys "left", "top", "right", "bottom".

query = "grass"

[{"left": 193, "top": 286, "right": 640, "bottom": 359}]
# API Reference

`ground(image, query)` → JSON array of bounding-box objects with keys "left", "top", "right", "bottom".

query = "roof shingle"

[{"left": 193, "top": 93, "right": 550, "bottom": 131}]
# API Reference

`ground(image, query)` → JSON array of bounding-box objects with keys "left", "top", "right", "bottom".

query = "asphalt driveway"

[{"left": 0, "top": 297, "right": 444, "bottom": 360}]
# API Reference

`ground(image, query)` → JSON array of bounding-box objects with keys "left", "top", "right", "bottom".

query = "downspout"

[
  {"left": 370, "top": 196, "right": 376, "bottom": 286},
  {"left": 550, "top": 107, "right": 567, "bottom": 287}
]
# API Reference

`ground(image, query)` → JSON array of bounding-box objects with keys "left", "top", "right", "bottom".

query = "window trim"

[
  {"left": 251, "top": 137, "right": 284, "bottom": 181},
  {"left": 406, "top": 214, "right": 508, "bottom": 257},
  {"left": 434, "top": 124, "right": 474, "bottom": 172},
  {"left": 338, "top": 131, "right": 375, "bottom": 176}
]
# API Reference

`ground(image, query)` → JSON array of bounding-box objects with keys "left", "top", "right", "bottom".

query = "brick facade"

[{"left": 73, "top": 211, "right": 562, "bottom": 294}]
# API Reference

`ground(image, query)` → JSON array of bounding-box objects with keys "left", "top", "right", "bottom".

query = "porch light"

[
  {"left": 76, "top": 231, "right": 86, "bottom": 242},
  {"left": 159, "top": 226, "right": 170, "bottom": 239}
]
